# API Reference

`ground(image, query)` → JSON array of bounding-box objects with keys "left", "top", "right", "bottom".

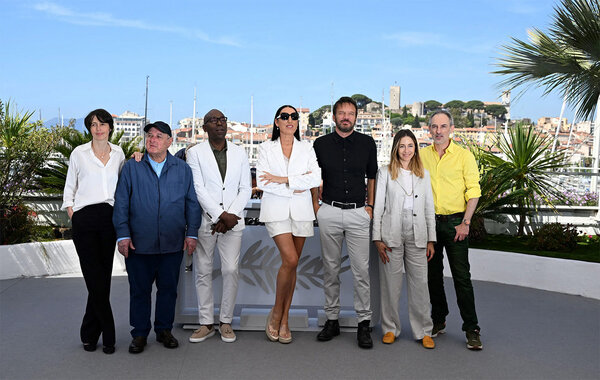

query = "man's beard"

[{"left": 335, "top": 120, "right": 355, "bottom": 133}]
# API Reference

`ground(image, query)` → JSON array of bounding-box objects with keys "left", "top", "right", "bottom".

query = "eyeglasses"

[
  {"left": 206, "top": 117, "right": 228, "bottom": 124},
  {"left": 278, "top": 112, "right": 299, "bottom": 121}
]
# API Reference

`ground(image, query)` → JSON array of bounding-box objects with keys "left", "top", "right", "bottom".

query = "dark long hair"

[
  {"left": 84, "top": 109, "right": 114, "bottom": 138},
  {"left": 271, "top": 104, "right": 301, "bottom": 141}
]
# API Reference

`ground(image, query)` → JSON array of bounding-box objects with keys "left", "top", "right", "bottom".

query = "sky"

[{"left": 1, "top": 0, "right": 580, "bottom": 127}]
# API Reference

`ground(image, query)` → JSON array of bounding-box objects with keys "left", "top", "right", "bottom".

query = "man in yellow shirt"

[{"left": 421, "top": 110, "right": 483, "bottom": 350}]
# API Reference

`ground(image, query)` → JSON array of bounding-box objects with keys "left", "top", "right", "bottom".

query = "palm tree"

[
  {"left": 493, "top": 0, "right": 600, "bottom": 121},
  {"left": 493, "top": 125, "right": 565, "bottom": 236},
  {"left": 463, "top": 138, "right": 526, "bottom": 240},
  {"left": 37, "top": 127, "right": 142, "bottom": 194}
]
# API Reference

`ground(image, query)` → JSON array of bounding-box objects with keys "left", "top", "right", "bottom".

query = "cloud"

[
  {"left": 32, "top": 2, "right": 241, "bottom": 47},
  {"left": 382, "top": 32, "right": 491, "bottom": 54}
]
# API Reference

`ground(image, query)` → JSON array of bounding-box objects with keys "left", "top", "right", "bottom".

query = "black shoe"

[
  {"left": 83, "top": 343, "right": 97, "bottom": 352},
  {"left": 357, "top": 320, "right": 373, "bottom": 349},
  {"left": 157, "top": 330, "right": 179, "bottom": 349},
  {"left": 102, "top": 345, "right": 115, "bottom": 354},
  {"left": 317, "top": 319, "right": 340, "bottom": 341},
  {"left": 128, "top": 336, "right": 147, "bottom": 354},
  {"left": 431, "top": 321, "right": 446, "bottom": 337}
]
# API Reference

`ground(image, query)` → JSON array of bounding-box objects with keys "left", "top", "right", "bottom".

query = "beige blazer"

[
  {"left": 186, "top": 141, "right": 252, "bottom": 232},
  {"left": 257, "top": 139, "right": 321, "bottom": 222},
  {"left": 372, "top": 165, "right": 436, "bottom": 248}
]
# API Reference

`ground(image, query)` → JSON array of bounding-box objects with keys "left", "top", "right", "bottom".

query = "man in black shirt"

[{"left": 312, "top": 96, "right": 378, "bottom": 348}]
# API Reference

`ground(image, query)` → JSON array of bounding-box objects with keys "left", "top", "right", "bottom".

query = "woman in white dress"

[{"left": 257, "top": 105, "right": 321, "bottom": 343}]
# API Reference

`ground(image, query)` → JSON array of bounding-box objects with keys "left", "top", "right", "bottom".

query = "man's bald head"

[{"left": 204, "top": 109, "right": 224, "bottom": 122}]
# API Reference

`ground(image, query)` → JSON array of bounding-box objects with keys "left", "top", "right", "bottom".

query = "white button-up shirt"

[{"left": 61, "top": 141, "right": 126, "bottom": 212}]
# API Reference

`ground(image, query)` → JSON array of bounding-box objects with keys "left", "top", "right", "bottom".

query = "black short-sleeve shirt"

[{"left": 313, "top": 130, "right": 378, "bottom": 205}]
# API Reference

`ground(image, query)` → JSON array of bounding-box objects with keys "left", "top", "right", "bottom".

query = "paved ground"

[{"left": 0, "top": 276, "right": 598, "bottom": 380}]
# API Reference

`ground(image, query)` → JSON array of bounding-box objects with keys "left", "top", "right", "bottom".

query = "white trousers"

[
  {"left": 193, "top": 230, "right": 242, "bottom": 325},
  {"left": 317, "top": 203, "right": 372, "bottom": 322},
  {"left": 379, "top": 211, "right": 433, "bottom": 339}
]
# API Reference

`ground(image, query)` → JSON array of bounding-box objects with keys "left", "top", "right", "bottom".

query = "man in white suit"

[{"left": 186, "top": 109, "right": 252, "bottom": 343}]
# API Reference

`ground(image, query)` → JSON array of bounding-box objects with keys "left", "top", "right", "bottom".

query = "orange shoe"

[
  {"left": 382, "top": 332, "right": 395, "bottom": 344},
  {"left": 422, "top": 335, "right": 435, "bottom": 349}
]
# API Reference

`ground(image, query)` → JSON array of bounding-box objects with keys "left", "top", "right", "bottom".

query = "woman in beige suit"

[
  {"left": 257, "top": 105, "right": 321, "bottom": 343},
  {"left": 372, "top": 129, "right": 436, "bottom": 349}
]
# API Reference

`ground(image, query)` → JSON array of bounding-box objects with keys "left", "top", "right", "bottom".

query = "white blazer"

[
  {"left": 186, "top": 141, "right": 252, "bottom": 232},
  {"left": 372, "top": 166, "right": 436, "bottom": 248},
  {"left": 257, "top": 138, "right": 321, "bottom": 222}
]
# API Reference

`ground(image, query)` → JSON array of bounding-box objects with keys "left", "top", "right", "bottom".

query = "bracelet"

[{"left": 365, "top": 204, "right": 374, "bottom": 209}]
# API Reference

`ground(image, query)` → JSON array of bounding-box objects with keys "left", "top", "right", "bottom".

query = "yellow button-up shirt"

[{"left": 421, "top": 140, "right": 481, "bottom": 215}]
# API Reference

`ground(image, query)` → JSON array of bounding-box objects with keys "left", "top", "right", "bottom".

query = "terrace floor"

[{"left": 0, "top": 275, "right": 598, "bottom": 380}]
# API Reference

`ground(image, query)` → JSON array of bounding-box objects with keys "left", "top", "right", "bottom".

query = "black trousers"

[{"left": 71, "top": 203, "right": 116, "bottom": 346}]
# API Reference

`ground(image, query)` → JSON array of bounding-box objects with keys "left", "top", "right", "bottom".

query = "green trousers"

[{"left": 427, "top": 214, "right": 480, "bottom": 332}]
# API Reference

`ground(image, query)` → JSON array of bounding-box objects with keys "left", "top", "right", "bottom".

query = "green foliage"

[
  {"left": 484, "top": 104, "right": 507, "bottom": 119},
  {"left": 350, "top": 94, "right": 372, "bottom": 109},
  {"left": 0, "top": 100, "right": 59, "bottom": 244},
  {"left": 402, "top": 105, "right": 409, "bottom": 118},
  {"left": 464, "top": 138, "right": 527, "bottom": 240},
  {"left": 308, "top": 105, "right": 330, "bottom": 128},
  {"left": 444, "top": 100, "right": 465, "bottom": 109},
  {"left": 470, "top": 233, "right": 599, "bottom": 262},
  {"left": 38, "top": 126, "right": 142, "bottom": 194},
  {"left": 424, "top": 100, "right": 442, "bottom": 110},
  {"left": 494, "top": 0, "right": 600, "bottom": 120},
  {"left": 489, "top": 124, "right": 565, "bottom": 235},
  {"left": 530, "top": 223, "right": 579, "bottom": 251},
  {"left": 411, "top": 115, "right": 421, "bottom": 128},
  {"left": 466, "top": 111, "right": 475, "bottom": 127},
  {"left": 391, "top": 117, "right": 403, "bottom": 127},
  {"left": 464, "top": 100, "right": 485, "bottom": 110}
]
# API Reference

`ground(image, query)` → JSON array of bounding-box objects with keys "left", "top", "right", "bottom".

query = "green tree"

[
  {"left": 488, "top": 124, "right": 565, "bottom": 236},
  {"left": 402, "top": 105, "right": 409, "bottom": 118},
  {"left": 411, "top": 116, "right": 421, "bottom": 128},
  {"left": 494, "top": 0, "right": 600, "bottom": 120},
  {"left": 0, "top": 101, "right": 59, "bottom": 244},
  {"left": 466, "top": 111, "right": 475, "bottom": 127},
  {"left": 424, "top": 100, "right": 442, "bottom": 111},
  {"left": 464, "top": 139, "right": 526, "bottom": 240},
  {"left": 38, "top": 127, "right": 142, "bottom": 194},
  {"left": 464, "top": 100, "right": 484, "bottom": 110},
  {"left": 351, "top": 94, "right": 372, "bottom": 109},
  {"left": 444, "top": 100, "right": 465, "bottom": 109},
  {"left": 484, "top": 104, "right": 508, "bottom": 119},
  {"left": 308, "top": 105, "right": 330, "bottom": 127},
  {"left": 391, "top": 117, "right": 403, "bottom": 127}
]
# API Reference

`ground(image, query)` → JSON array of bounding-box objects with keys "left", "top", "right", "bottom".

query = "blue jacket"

[{"left": 113, "top": 152, "right": 201, "bottom": 254}]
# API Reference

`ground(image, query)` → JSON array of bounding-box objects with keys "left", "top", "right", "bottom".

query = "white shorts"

[{"left": 265, "top": 219, "right": 314, "bottom": 238}]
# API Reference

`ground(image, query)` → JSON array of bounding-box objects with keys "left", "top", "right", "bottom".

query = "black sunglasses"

[{"left": 278, "top": 112, "right": 299, "bottom": 121}]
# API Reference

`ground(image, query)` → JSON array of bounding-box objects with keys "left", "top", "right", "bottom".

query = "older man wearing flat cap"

[{"left": 113, "top": 121, "right": 201, "bottom": 354}]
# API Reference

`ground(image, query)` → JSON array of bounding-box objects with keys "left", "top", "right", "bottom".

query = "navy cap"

[{"left": 144, "top": 121, "right": 172, "bottom": 137}]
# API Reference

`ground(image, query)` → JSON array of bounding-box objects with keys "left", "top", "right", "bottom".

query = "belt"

[
  {"left": 435, "top": 212, "right": 464, "bottom": 222},
  {"left": 322, "top": 199, "right": 361, "bottom": 209}
]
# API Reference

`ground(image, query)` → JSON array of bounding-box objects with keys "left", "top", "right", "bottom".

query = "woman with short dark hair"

[{"left": 62, "top": 108, "right": 125, "bottom": 354}]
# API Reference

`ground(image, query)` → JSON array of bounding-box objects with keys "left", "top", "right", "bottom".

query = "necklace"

[{"left": 92, "top": 142, "right": 110, "bottom": 161}]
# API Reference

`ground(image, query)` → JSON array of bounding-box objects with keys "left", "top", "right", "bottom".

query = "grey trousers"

[
  {"left": 317, "top": 203, "right": 372, "bottom": 322},
  {"left": 193, "top": 230, "right": 242, "bottom": 325},
  {"left": 379, "top": 211, "right": 433, "bottom": 339}
]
